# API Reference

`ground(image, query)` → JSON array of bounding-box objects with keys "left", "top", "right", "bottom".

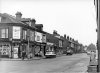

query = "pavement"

[
  {"left": 87, "top": 59, "right": 97, "bottom": 73},
  {"left": 0, "top": 54, "right": 66, "bottom": 61},
  {"left": 0, "top": 57, "right": 42, "bottom": 61}
]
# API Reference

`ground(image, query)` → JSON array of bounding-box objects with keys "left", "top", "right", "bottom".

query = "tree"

[{"left": 87, "top": 43, "right": 96, "bottom": 52}]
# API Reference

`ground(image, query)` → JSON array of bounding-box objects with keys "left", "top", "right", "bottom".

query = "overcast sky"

[{"left": 0, "top": 0, "right": 97, "bottom": 46}]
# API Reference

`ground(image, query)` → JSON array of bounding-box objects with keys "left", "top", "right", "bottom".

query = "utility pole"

[
  {"left": 95, "top": 0, "right": 100, "bottom": 72},
  {"left": 27, "top": 29, "right": 30, "bottom": 58}
]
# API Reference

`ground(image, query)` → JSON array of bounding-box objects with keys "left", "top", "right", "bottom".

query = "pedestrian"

[
  {"left": 28, "top": 52, "right": 32, "bottom": 59},
  {"left": 40, "top": 50, "right": 45, "bottom": 58},
  {"left": 90, "top": 51, "right": 95, "bottom": 62},
  {"left": 22, "top": 50, "right": 26, "bottom": 60}
]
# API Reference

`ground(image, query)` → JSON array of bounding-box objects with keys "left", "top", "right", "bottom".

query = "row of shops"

[
  {"left": 0, "top": 12, "right": 83, "bottom": 58},
  {"left": 0, "top": 41, "right": 46, "bottom": 58}
]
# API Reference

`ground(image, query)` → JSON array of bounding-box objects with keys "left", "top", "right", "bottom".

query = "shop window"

[
  {"left": 0, "top": 28, "right": 8, "bottom": 38},
  {"left": 0, "top": 44, "right": 10, "bottom": 56}
]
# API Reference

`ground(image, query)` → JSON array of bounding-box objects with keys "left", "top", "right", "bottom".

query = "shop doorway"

[{"left": 13, "top": 43, "right": 19, "bottom": 58}]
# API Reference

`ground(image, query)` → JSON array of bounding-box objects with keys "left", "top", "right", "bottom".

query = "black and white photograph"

[{"left": 0, "top": 0, "right": 99, "bottom": 73}]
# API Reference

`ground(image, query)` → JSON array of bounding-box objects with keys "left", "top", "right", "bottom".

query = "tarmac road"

[{"left": 0, "top": 53, "right": 90, "bottom": 73}]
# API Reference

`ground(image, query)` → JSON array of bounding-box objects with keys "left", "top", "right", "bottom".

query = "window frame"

[{"left": 0, "top": 28, "right": 8, "bottom": 38}]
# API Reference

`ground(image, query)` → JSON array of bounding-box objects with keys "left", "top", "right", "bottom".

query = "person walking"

[
  {"left": 90, "top": 51, "right": 95, "bottom": 62},
  {"left": 22, "top": 50, "right": 26, "bottom": 60},
  {"left": 40, "top": 50, "right": 45, "bottom": 59}
]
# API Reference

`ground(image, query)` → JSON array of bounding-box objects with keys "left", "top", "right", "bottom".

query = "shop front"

[
  {"left": 0, "top": 42, "right": 11, "bottom": 58},
  {"left": 11, "top": 26, "right": 22, "bottom": 58},
  {"left": 34, "top": 31, "right": 46, "bottom": 57}
]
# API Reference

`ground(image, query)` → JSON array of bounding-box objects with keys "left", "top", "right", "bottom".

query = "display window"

[{"left": 0, "top": 43, "right": 11, "bottom": 56}]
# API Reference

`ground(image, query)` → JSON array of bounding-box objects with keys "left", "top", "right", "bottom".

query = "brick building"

[{"left": 0, "top": 12, "right": 46, "bottom": 58}]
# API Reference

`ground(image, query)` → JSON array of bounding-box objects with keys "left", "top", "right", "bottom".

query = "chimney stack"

[
  {"left": 31, "top": 19, "right": 36, "bottom": 24},
  {"left": 53, "top": 30, "right": 57, "bottom": 35},
  {"left": 30, "top": 19, "right": 36, "bottom": 27},
  {"left": 15, "top": 12, "right": 22, "bottom": 20},
  {"left": 64, "top": 34, "right": 66, "bottom": 39},
  {"left": 67, "top": 36, "right": 69, "bottom": 40}
]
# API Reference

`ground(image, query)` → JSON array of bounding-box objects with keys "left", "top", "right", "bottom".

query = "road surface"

[{"left": 0, "top": 53, "right": 90, "bottom": 73}]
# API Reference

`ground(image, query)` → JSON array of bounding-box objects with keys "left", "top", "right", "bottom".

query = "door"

[{"left": 13, "top": 46, "right": 18, "bottom": 58}]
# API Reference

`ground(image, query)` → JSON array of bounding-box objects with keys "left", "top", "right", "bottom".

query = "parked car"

[
  {"left": 86, "top": 51, "right": 91, "bottom": 55},
  {"left": 66, "top": 49, "right": 73, "bottom": 55}
]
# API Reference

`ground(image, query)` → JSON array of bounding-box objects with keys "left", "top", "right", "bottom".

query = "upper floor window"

[
  {"left": 0, "top": 17, "right": 1, "bottom": 22},
  {"left": 71, "top": 43, "right": 74, "bottom": 48},
  {"left": 0, "top": 28, "right": 8, "bottom": 38},
  {"left": 59, "top": 40, "right": 62, "bottom": 47},
  {"left": 23, "top": 30, "right": 27, "bottom": 40},
  {"left": 30, "top": 31, "right": 34, "bottom": 41},
  {"left": 37, "top": 36, "right": 40, "bottom": 41},
  {"left": 42, "top": 34, "right": 46, "bottom": 43}
]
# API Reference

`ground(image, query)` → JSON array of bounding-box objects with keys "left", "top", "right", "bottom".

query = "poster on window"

[
  {"left": 14, "top": 47, "right": 18, "bottom": 58},
  {"left": 13, "top": 26, "right": 21, "bottom": 39}
]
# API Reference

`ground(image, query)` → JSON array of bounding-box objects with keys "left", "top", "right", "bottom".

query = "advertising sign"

[
  {"left": 47, "top": 42, "right": 53, "bottom": 45},
  {"left": 35, "top": 31, "right": 42, "bottom": 43},
  {"left": 13, "top": 26, "right": 21, "bottom": 39}
]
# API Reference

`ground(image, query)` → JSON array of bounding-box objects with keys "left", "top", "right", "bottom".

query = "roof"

[
  {"left": 21, "top": 18, "right": 31, "bottom": 22},
  {"left": 0, "top": 12, "right": 47, "bottom": 34},
  {"left": 0, "top": 13, "right": 37, "bottom": 29},
  {"left": 35, "top": 24, "right": 43, "bottom": 27},
  {"left": 0, "top": 13, "right": 25, "bottom": 24}
]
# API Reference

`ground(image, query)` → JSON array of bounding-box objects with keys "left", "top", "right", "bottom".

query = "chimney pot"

[
  {"left": 64, "top": 34, "right": 66, "bottom": 39},
  {"left": 15, "top": 12, "right": 22, "bottom": 20}
]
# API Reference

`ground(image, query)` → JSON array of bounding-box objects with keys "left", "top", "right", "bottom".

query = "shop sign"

[
  {"left": 55, "top": 35, "right": 60, "bottom": 39},
  {"left": 13, "top": 26, "right": 21, "bottom": 39},
  {"left": 47, "top": 42, "right": 53, "bottom": 45}
]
